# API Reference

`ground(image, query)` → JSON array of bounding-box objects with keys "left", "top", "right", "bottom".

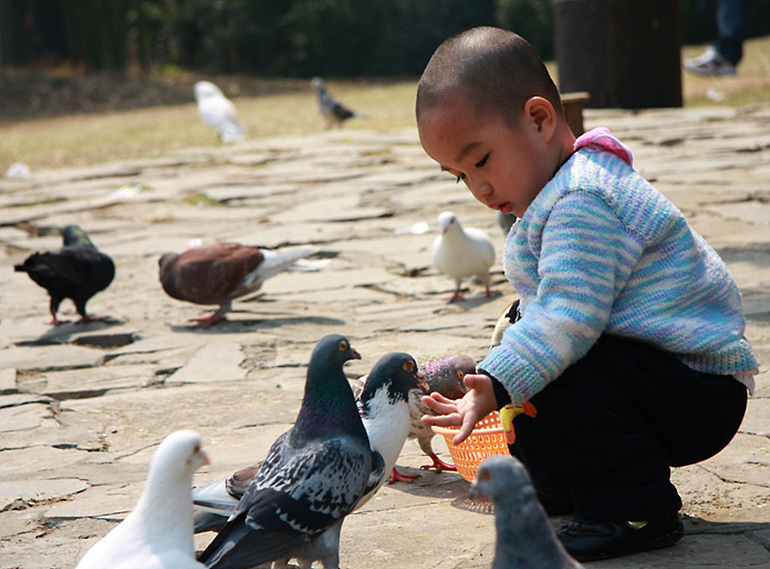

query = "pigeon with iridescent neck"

[
  {"left": 197, "top": 334, "right": 383, "bottom": 569},
  {"left": 191, "top": 351, "right": 427, "bottom": 531}
]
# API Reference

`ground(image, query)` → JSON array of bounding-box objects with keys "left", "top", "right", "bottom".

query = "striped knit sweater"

[{"left": 480, "top": 129, "right": 759, "bottom": 407}]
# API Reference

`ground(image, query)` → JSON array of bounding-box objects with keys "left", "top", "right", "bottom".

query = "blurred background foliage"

[{"left": 1, "top": 0, "right": 769, "bottom": 77}]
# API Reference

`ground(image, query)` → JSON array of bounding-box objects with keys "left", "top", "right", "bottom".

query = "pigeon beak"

[
  {"left": 416, "top": 371, "right": 429, "bottom": 393},
  {"left": 200, "top": 450, "right": 211, "bottom": 466},
  {"left": 350, "top": 347, "right": 362, "bottom": 360}
]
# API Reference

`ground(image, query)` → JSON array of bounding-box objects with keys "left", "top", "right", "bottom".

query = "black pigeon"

[
  {"left": 198, "top": 334, "right": 384, "bottom": 569},
  {"left": 470, "top": 455, "right": 584, "bottom": 569},
  {"left": 14, "top": 225, "right": 115, "bottom": 324},
  {"left": 310, "top": 77, "right": 363, "bottom": 129}
]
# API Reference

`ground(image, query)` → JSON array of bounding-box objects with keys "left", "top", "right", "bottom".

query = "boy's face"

[{"left": 418, "top": 93, "right": 554, "bottom": 218}]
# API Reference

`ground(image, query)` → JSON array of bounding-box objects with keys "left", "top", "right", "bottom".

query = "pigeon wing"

[
  {"left": 199, "top": 432, "right": 372, "bottom": 568},
  {"left": 160, "top": 243, "right": 264, "bottom": 305}
]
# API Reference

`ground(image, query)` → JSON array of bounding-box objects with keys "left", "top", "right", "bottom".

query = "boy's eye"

[
  {"left": 475, "top": 154, "right": 489, "bottom": 168},
  {"left": 455, "top": 173, "right": 466, "bottom": 184}
]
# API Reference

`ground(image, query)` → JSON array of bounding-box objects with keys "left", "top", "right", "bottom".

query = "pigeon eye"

[
  {"left": 403, "top": 360, "right": 415, "bottom": 372},
  {"left": 338, "top": 340, "right": 348, "bottom": 351},
  {"left": 479, "top": 468, "right": 491, "bottom": 481}
]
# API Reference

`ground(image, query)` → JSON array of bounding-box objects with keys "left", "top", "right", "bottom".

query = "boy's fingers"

[
  {"left": 420, "top": 393, "right": 456, "bottom": 414},
  {"left": 421, "top": 411, "right": 462, "bottom": 427}
]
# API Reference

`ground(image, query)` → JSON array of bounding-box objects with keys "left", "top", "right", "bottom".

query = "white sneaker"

[{"left": 684, "top": 47, "right": 736, "bottom": 76}]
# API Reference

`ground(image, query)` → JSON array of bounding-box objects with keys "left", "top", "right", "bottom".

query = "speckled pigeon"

[
  {"left": 75, "top": 430, "right": 210, "bottom": 569},
  {"left": 310, "top": 77, "right": 363, "bottom": 129},
  {"left": 158, "top": 243, "right": 315, "bottom": 328},
  {"left": 402, "top": 354, "right": 476, "bottom": 477},
  {"left": 470, "top": 455, "right": 584, "bottom": 569},
  {"left": 432, "top": 211, "right": 495, "bottom": 301},
  {"left": 191, "top": 351, "right": 427, "bottom": 532},
  {"left": 194, "top": 81, "right": 245, "bottom": 143},
  {"left": 197, "top": 334, "right": 384, "bottom": 569},
  {"left": 14, "top": 224, "right": 115, "bottom": 324}
]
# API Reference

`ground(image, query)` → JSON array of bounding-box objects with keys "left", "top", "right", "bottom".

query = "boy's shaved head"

[{"left": 416, "top": 26, "right": 562, "bottom": 125}]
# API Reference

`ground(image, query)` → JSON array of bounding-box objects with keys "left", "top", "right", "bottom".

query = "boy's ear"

[{"left": 523, "top": 96, "right": 557, "bottom": 142}]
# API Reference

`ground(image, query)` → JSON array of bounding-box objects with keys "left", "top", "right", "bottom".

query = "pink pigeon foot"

[
  {"left": 420, "top": 452, "right": 457, "bottom": 472},
  {"left": 188, "top": 312, "right": 227, "bottom": 329},
  {"left": 390, "top": 467, "right": 420, "bottom": 484},
  {"left": 446, "top": 289, "right": 465, "bottom": 302}
]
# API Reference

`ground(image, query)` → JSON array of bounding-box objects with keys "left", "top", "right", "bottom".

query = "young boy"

[{"left": 417, "top": 26, "right": 759, "bottom": 562}]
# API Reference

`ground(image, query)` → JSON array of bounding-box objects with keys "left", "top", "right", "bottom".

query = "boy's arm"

[{"left": 482, "top": 191, "right": 643, "bottom": 405}]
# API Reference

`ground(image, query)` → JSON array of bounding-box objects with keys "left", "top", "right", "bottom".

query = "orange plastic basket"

[{"left": 431, "top": 411, "right": 510, "bottom": 482}]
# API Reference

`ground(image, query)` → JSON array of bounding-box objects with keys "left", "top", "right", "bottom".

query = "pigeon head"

[
  {"left": 294, "top": 334, "right": 364, "bottom": 440},
  {"left": 61, "top": 225, "right": 95, "bottom": 248},
  {"left": 310, "top": 77, "right": 325, "bottom": 91},
  {"left": 437, "top": 211, "right": 460, "bottom": 235},
  {"left": 470, "top": 454, "right": 538, "bottom": 507},
  {"left": 359, "top": 352, "right": 428, "bottom": 410},
  {"left": 152, "top": 430, "right": 210, "bottom": 482},
  {"left": 421, "top": 354, "right": 475, "bottom": 399},
  {"left": 194, "top": 80, "right": 224, "bottom": 102}
]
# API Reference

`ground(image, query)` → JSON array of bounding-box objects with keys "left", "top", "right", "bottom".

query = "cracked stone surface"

[{"left": 0, "top": 105, "right": 769, "bottom": 568}]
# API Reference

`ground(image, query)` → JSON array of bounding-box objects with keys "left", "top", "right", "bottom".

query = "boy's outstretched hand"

[{"left": 421, "top": 373, "right": 499, "bottom": 445}]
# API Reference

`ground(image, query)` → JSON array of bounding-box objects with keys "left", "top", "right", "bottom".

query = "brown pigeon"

[
  {"left": 158, "top": 242, "right": 315, "bottom": 328},
  {"left": 400, "top": 353, "right": 476, "bottom": 479}
]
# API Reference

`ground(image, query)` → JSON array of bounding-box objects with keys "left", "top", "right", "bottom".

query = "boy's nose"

[{"left": 470, "top": 180, "right": 493, "bottom": 204}]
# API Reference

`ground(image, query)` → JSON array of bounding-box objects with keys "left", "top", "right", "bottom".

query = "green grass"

[{"left": 1, "top": 35, "right": 768, "bottom": 172}]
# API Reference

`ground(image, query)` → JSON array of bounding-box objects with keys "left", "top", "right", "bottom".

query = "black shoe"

[{"left": 557, "top": 514, "right": 683, "bottom": 561}]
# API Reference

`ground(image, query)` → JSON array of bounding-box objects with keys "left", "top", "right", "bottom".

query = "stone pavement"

[{"left": 0, "top": 103, "right": 768, "bottom": 569}]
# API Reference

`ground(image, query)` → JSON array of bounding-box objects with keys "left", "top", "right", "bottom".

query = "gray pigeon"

[
  {"left": 194, "top": 81, "right": 245, "bottom": 143},
  {"left": 310, "top": 77, "right": 363, "bottom": 129},
  {"left": 402, "top": 354, "right": 476, "bottom": 477},
  {"left": 191, "top": 352, "right": 428, "bottom": 531},
  {"left": 14, "top": 224, "right": 115, "bottom": 324},
  {"left": 158, "top": 243, "right": 315, "bottom": 328},
  {"left": 197, "top": 334, "right": 384, "bottom": 569},
  {"left": 75, "top": 430, "right": 210, "bottom": 569},
  {"left": 470, "top": 455, "right": 584, "bottom": 569}
]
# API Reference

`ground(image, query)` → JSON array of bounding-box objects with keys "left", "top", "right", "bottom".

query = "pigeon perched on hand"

[
  {"left": 194, "top": 81, "right": 245, "bottom": 143},
  {"left": 470, "top": 455, "right": 584, "bottom": 569},
  {"left": 191, "top": 351, "right": 427, "bottom": 531},
  {"left": 432, "top": 211, "right": 495, "bottom": 302},
  {"left": 75, "top": 430, "right": 210, "bottom": 569},
  {"left": 197, "top": 334, "right": 384, "bottom": 569},
  {"left": 402, "top": 354, "right": 476, "bottom": 477},
  {"left": 158, "top": 242, "right": 315, "bottom": 328},
  {"left": 14, "top": 224, "right": 115, "bottom": 325},
  {"left": 310, "top": 77, "right": 363, "bottom": 129}
]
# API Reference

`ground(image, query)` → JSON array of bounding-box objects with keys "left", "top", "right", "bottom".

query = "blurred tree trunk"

[{"left": 553, "top": 0, "right": 682, "bottom": 109}]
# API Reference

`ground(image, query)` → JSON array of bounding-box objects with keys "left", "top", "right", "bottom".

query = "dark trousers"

[{"left": 509, "top": 335, "right": 747, "bottom": 521}]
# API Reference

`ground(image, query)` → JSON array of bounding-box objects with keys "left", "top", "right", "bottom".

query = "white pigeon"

[
  {"left": 193, "top": 81, "right": 245, "bottom": 143},
  {"left": 470, "top": 455, "right": 584, "bottom": 569},
  {"left": 75, "top": 430, "right": 210, "bottom": 569},
  {"left": 432, "top": 211, "right": 495, "bottom": 301}
]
